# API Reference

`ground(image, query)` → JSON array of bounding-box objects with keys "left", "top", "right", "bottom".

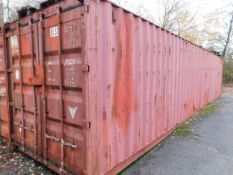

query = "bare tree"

[
  {"left": 0, "top": 0, "right": 4, "bottom": 25},
  {"left": 159, "top": 0, "right": 187, "bottom": 31},
  {"left": 156, "top": 0, "right": 204, "bottom": 44},
  {"left": 2, "top": 0, "right": 47, "bottom": 23},
  {"left": 222, "top": 13, "right": 233, "bottom": 58},
  {"left": 0, "top": 0, "right": 17, "bottom": 23},
  {"left": 7, "top": 0, "right": 10, "bottom": 22},
  {"left": 204, "top": 6, "right": 233, "bottom": 59}
]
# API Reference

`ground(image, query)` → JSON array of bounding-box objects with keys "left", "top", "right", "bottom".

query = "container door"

[
  {"left": 38, "top": 6, "right": 88, "bottom": 174},
  {"left": 6, "top": 3, "right": 88, "bottom": 174},
  {"left": 7, "top": 21, "right": 43, "bottom": 155},
  {"left": 0, "top": 28, "right": 10, "bottom": 140}
]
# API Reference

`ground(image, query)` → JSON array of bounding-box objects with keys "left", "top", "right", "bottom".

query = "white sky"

[
  {"left": 4, "top": 0, "right": 233, "bottom": 26},
  {"left": 110, "top": 0, "right": 232, "bottom": 25},
  {"left": 111, "top": 0, "right": 232, "bottom": 13},
  {"left": 7, "top": 0, "right": 232, "bottom": 12}
]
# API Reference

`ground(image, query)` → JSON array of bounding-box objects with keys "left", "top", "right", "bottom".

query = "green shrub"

[{"left": 223, "top": 60, "right": 233, "bottom": 84}]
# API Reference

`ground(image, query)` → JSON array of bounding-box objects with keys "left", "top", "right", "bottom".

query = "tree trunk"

[
  {"left": 222, "top": 14, "right": 233, "bottom": 58},
  {"left": 7, "top": 0, "right": 10, "bottom": 22},
  {"left": 0, "top": 0, "right": 3, "bottom": 25}
]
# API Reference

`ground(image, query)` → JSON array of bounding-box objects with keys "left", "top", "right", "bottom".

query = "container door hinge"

[
  {"left": 112, "top": 10, "right": 116, "bottom": 24},
  {"left": 82, "top": 64, "right": 90, "bottom": 73},
  {"left": 81, "top": 5, "right": 89, "bottom": 15},
  {"left": 9, "top": 102, "right": 15, "bottom": 107},
  {"left": 85, "top": 5, "right": 89, "bottom": 13},
  {"left": 6, "top": 68, "right": 13, "bottom": 73},
  {"left": 84, "top": 121, "right": 91, "bottom": 129}
]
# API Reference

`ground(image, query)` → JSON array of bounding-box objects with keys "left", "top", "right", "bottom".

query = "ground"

[
  {"left": 0, "top": 88, "right": 233, "bottom": 175},
  {"left": 0, "top": 140, "right": 56, "bottom": 174},
  {"left": 120, "top": 88, "right": 233, "bottom": 175}
]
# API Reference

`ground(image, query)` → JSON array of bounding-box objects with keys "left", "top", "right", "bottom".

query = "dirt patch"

[
  {"left": 198, "top": 103, "right": 218, "bottom": 117},
  {"left": 0, "top": 139, "right": 55, "bottom": 175},
  {"left": 222, "top": 86, "right": 233, "bottom": 95}
]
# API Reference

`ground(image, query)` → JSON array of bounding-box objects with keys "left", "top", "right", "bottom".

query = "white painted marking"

[
  {"left": 10, "top": 35, "right": 19, "bottom": 55},
  {"left": 68, "top": 106, "right": 78, "bottom": 119},
  {"left": 50, "top": 26, "right": 59, "bottom": 37},
  {"left": 0, "top": 86, "right": 5, "bottom": 96},
  {"left": 15, "top": 70, "right": 20, "bottom": 80},
  {"left": 64, "top": 58, "right": 77, "bottom": 66}
]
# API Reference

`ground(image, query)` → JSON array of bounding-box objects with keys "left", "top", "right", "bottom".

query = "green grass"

[
  {"left": 119, "top": 102, "right": 220, "bottom": 174},
  {"left": 199, "top": 103, "right": 218, "bottom": 117},
  {"left": 174, "top": 102, "right": 219, "bottom": 138},
  {"left": 173, "top": 122, "right": 194, "bottom": 137}
]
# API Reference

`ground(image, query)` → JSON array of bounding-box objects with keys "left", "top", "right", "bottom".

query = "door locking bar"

[
  {"left": 46, "top": 134, "right": 78, "bottom": 149},
  {"left": 24, "top": 126, "right": 35, "bottom": 132},
  {"left": 45, "top": 134, "right": 60, "bottom": 142},
  {"left": 15, "top": 122, "right": 35, "bottom": 132},
  {"left": 61, "top": 139, "right": 78, "bottom": 149}
]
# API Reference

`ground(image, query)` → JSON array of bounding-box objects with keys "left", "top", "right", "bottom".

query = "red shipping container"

[{"left": 0, "top": 0, "right": 223, "bottom": 174}]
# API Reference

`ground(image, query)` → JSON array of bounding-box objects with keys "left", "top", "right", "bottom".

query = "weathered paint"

[
  {"left": 0, "top": 27, "right": 10, "bottom": 141},
  {"left": 0, "top": 0, "right": 223, "bottom": 175},
  {"left": 85, "top": 1, "right": 222, "bottom": 175}
]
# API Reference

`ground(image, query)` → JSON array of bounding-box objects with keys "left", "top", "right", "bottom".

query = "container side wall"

[
  {"left": 87, "top": 1, "right": 223, "bottom": 175},
  {"left": 0, "top": 27, "right": 10, "bottom": 140},
  {"left": 84, "top": 0, "right": 102, "bottom": 174}
]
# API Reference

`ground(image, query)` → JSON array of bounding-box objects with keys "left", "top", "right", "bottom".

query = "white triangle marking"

[{"left": 68, "top": 106, "right": 78, "bottom": 119}]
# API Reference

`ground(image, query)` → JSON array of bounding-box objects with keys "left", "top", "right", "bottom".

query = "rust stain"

[
  {"left": 185, "top": 93, "right": 195, "bottom": 116},
  {"left": 156, "top": 97, "right": 162, "bottom": 117},
  {"left": 102, "top": 108, "right": 109, "bottom": 160},
  {"left": 113, "top": 16, "right": 135, "bottom": 132},
  {"left": 204, "top": 90, "right": 209, "bottom": 105}
]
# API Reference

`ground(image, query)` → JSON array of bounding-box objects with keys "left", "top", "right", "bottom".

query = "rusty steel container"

[
  {"left": 0, "top": 0, "right": 223, "bottom": 174},
  {"left": 0, "top": 27, "right": 10, "bottom": 140}
]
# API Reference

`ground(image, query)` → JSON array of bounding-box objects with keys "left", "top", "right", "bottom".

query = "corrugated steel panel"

[
  {"left": 1, "top": 1, "right": 88, "bottom": 174},
  {"left": 0, "top": 0, "right": 223, "bottom": 175},
  {"left": 85, "top": 1, "right": 222, "bottom": 174},
  {"left": 0, "top": 27, "right": 10, "bottom": 140}
]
